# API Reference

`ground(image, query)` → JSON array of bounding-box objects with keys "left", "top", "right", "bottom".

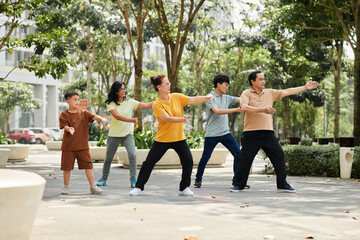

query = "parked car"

[
  {"left": 46, "top": 128, "right": 63, "bottom": 141},
  {"left": 28, "top": 128, "right": 52, "bottom": 144},
  {"left": 8, "top": 128, "right": 36, "bottom": 144}
]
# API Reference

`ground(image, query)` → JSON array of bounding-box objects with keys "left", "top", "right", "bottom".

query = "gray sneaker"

[
  {"left": 90, "top": 184, "right": 103, "bottom": 195},
  {"left": 61, "top": 186, "right": 70, "bottom": 195}
]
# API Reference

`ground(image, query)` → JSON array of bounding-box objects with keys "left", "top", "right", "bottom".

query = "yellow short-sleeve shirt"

[{"left": 152, "top": 93, "right": 189, "bottom": 142}]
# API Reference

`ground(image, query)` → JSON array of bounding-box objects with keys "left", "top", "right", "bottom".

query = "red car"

[{"left": 9, "top": 128, "right": 36, "bottom": 144}]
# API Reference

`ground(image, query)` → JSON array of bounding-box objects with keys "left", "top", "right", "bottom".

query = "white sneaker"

[
  {"left": 129, "top": 187, "right": 143, "bottom": 196},
  {"left": 61, "top": 186, "right": 70, "bottom": 195},
  {"left": 90, "top": 184, "right": 103, "bottom": 195},
  {"left": 179, "top": 187, "right": 194, "bottom": 196}
]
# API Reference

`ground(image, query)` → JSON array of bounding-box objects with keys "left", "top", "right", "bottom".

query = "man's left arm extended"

[{"left": 282, "top": 81, "right": 318, "bottom": 97}]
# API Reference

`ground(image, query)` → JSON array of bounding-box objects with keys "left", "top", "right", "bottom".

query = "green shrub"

[
  {"left": 134, "top": 125, "right": 156, "bottom": 149},
  {"left": 352, "top": 146, "right": 360, "bottom": 179},
  {"left": 283, "top": 145, "right": 340, "bottom": 177},
  {"left": 279, "top": 139, "right": 287, "bottom": 146},
  {"left": 186, "top": 129, "right": 204, "bottom": 149},
  {"left": 300, "top": 138, "right": 312, "bottom": 146},
  {"left": 0, "top": 133, "right": 16, "bottom": 144}
]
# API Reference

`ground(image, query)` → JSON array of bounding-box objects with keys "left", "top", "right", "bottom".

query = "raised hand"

[
  {"left": 305, "top": 81, "right": 319, "bottom": 90},
  {"left": 184, "top": 115, "right": 191, "bottom": 123}
]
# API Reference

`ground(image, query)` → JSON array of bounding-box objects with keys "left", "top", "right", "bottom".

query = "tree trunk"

[
  {"left": 354, "top": 46, "right": 360, "bottom": 145},
  {"left": 330, "top": 41, "right": 343, "bottom": 138},
  {"left": 282, "top": 97, "right": 291, "bottom": 138},
  {"left": 195, "top": 50, "right": 203, "bottom": 131},
  {"left": 86, "top": 67, "right": 92, "bottom": 111},
  {"left": 5, "top": 112, "right": 10, "bottom": 134},
  {"left": 133, "top": 4, "right": 144, "bottom": 131}
]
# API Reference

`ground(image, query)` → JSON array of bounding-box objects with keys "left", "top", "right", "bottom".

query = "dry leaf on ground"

[
  {"left": 184, "top": 235, "right": 198, "bottom": 240},
  {"left": 263, "top": 235, "right": 276, "bottom": 239},
  {"left": 305, "top": 234, "right": 314, "bottom": 239}
]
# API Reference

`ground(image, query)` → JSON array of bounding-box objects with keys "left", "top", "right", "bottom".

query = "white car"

[{"left": 46, "top": 128, "right": 63, "bottom": 141}]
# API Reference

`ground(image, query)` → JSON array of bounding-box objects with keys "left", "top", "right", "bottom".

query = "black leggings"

[{"left": 135, "top": 140, "right": 193, "bottom": 191}]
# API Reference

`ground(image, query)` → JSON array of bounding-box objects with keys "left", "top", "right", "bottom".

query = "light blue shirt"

[{"left": 204, "top": 91, "right": 238, "bottom": 137}]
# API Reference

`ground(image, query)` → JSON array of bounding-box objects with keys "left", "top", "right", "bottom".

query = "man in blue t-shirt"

[{"left": 194, "top": 75, "right": 246, "bottom": 188}]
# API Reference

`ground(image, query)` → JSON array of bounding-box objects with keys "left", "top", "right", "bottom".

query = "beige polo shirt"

[{"left": 240, "top": 88, "right": 283, "bottom": 131}]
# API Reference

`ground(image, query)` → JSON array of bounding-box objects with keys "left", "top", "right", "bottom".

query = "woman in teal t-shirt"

[{"left": 97, "top": 81, "right": 152, "bottom": 188}]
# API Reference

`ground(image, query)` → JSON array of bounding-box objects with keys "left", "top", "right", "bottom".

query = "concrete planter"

[
  {"left": 47, "top": 141, "right": 102, "bottom": 151},
  {"left": 89, "top": 146, "right": 123, "bottom": 163},
  {"left": 0, "top": 149, "right": 10, "bottom": 168},
  {"left": 46, "top": 141, "right": 62, "bottom": 151},
  {"left": 0, "top": 145, "right": 30, "bottom": 162},
  {"left": 119, "top": 148, "right": 228, "bottom": 169},
  {"left": 0, "top": 169, "right": 46, "bottom": 240}
]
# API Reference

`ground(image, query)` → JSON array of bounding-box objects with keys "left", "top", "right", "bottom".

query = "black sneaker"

[
  {"left": 277, "top": 184, "right": 296, "bottom": 193},
  {"left": 194, "top": 179, "right": 202, "bottom": 188}
]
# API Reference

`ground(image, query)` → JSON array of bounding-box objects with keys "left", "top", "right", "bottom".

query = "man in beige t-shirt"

[{"left": 231, "top": 70, "right": 318, "bottom": 193}]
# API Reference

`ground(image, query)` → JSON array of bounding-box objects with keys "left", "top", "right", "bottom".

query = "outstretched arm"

[
  {"left": 94, "top": 115, "right": 107, "bottom": 124},
  {"left": 187, "top": 95, "right": 213, "bottom": 105},
  {"left": 211, "top": 106, "right": 243, "bottom": 115},
  {"left": 158, "top": 112, "right": 191, "bottom": 123},
  {"left": 282, "top": 81, "right": 318, "bottom": 98},
  {"left": 109, "top": 109, "right": 137, "bottom": 124},
  {"left": 137, "top": 102, "right": 153, "bottom": 109}
]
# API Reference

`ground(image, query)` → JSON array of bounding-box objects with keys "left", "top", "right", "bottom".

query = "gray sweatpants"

[{"left": 101, "top": 135, "right": 137, "bottom": 181}]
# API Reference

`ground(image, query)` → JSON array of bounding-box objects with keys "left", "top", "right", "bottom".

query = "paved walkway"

[{"left": 6, "top": 145, "right": 360, "bottom": 240}]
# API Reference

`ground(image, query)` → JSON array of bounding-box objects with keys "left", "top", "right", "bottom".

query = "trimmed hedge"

[
  {"left": 283, "top": 145, "right": 340, "bottom": 177},
  {"left": 352, "top": 146, "right": 360, "bottom": 178}
]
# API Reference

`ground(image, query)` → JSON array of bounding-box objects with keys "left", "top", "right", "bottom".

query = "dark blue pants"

[
  {"left": 234, "top": 130, "right": 288, "bottom": 189},
  {"left": 135, "top": 140, "right": 193, "bottom": 191},
  {"left": 195, "top": 133, "right": 241, "bottom": 184}
]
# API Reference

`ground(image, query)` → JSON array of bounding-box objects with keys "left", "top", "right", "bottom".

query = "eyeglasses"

[
  {"left": 161, "top": 82, "right": 171, "bottom": 86},
  {"left": 118, "top": 88, "right": 126, "bottom": 92}
]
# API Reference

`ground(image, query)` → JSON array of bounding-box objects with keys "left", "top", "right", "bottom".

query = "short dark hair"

[
  {"left": 64, "top": 90, "right": 79, "bottom": 100},
  {"left": 213, "top": 75, "right": 230, "bottom": 89},
  {"left": 248, "top": 70, "right": 262, "bottom": 86}
]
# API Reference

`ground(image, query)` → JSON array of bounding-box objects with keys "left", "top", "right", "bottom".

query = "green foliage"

[
  {"left": 0, "top": 81, "right": 43, "bottom": 132},
  {"left": 186, "top": 129, "right": 204, "bottom": 149},
  {"left": 134, "top": 124, "right": 156, "bottom": 149},
  {"left": 283, "top": 145, "right": 340, "bottom": 177},
  {"left": 0, "top": 133, "right": 16, "bottom": 145},
  {"left": 352, "top": 147, "right": 360, "bottom": 179},
  {"left": 88, "top": 123, "right": 101, "bottom": 141},
  {"left": 279, "top": 139, "right": 287, "bottom": 146},
  {"left": 300, "top": 138, "right": 312, "bottom": 146}
]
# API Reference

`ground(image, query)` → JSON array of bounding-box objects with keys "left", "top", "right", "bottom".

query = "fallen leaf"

[
  {"left": 240, "top": 204, "right": 249, "bottom": 208},
  {"left": 358, "top": 179, "right": 360, "bottom": 182},
  {"left": 140, "top": 219, "right": 143, "bottom": 221},
  {"left": 352, "top": 217, "right": 358, "bottom": 220},
  {"left": 345, "top": 210, "right": 350, "bottom": 213},
  {"left": 263, "top": 235, "right": 276, "bottom": 239},
  {"left": 305, "top": 234, "right": 314, "bottom": 239},
  {"left": 127, "top": 208, "right": 136, "bottom": 212},
  {"left": 184, "top": 235, "right": 198, "bottom": 240},
  {"left": 211, "top": 195, "right": 217, "bottom": 198}
]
